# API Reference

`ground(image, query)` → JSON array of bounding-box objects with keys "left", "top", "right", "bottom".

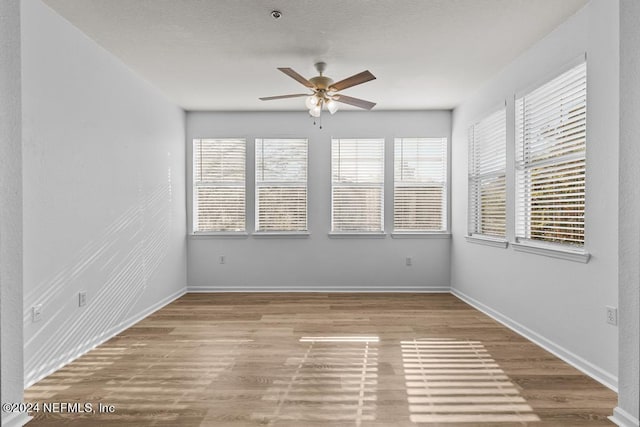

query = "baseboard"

[
  {"left": 450, "top": 288, "right": 618, "bottom": 391},
  {"left": 1, "top": 412, "right": 32, "bottom": 427},
  {"left": 610, "top": 407, "right": 640, "bottom": 427},
  {"left": 24, "top": 287, "right": 186, "bottom": 388},
  {"left": 187, "top": 285, "right": 451, "bottom": 293}
]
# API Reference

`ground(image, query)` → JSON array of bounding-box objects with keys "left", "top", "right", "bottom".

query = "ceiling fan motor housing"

[{"left": 309, "top": 76, "right": 334, "bottom": 91}]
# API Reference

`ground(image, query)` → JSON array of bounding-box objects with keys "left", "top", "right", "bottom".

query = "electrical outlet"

[
  {"left": 406, "top": 257, "right": 412, "bottom": 266},
  {"left": 606, "top": 306, "right": 618, "bottom": 325},
  {"left": 78, "top": 291, "right": 87, "bottom": 307},
  {"left": 32, "top": 304, "right": 42, "bottom": 323},
  {"left": 219, "top": 255, "right": 225, "bottom": 264}
]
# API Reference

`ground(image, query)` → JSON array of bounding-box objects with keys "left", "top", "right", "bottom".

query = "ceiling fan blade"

[
  {"left": 277, "top": 68, "right": 315, "bottom": 88},
  {"left": 334, "top": 94, "right": 376, "bottom": 110},
  {"left": 329, "top": 70, "right": 376, "bottom": 92},
  {"left": 259, "top": 93, "right": 309, "bottom": 101}
]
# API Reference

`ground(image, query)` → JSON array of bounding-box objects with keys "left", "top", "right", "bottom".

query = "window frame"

[
  {"left": 254, "top": 138, "right": 309, "bottom": 235},
  {"left": 393, "top": 137, "right": 449, "bottom": 234},
  {"left": 514, "top": 58, "right": 590, "bottom": 262},
  {"left": 330, "top": 138, "right": 386, "bottom": 235},
  {"left": 467, "top": 108, "right": 507, "bottom": 244},
  {"left": 192, "top": 138, "right": 247, "bottom": 234}
]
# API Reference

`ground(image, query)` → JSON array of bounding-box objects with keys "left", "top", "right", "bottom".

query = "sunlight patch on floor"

[
  {"left": 256, "top": 336, "right": 379, "bottom": 426},
  {"left": 402, "top": 338, "right": 539, "bottom": 423}
]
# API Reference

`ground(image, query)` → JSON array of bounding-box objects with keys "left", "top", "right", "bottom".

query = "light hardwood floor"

[{"left": 24, "top": 293, "right": 616, "bottom": 426}]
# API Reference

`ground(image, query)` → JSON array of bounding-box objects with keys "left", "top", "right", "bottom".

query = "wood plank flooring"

[{"left": 24, "top": 293, "right": 616, "bottom": 426}]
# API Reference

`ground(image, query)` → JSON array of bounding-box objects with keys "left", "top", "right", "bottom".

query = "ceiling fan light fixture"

[
  {"left": 305, "top": 95, "right": 318, "bottom": 109},
  {"left": 309, "top": 105, "right": 321, "bottom": 118},
  {"left": 326, "top": 99, "right": 339, "bottom": 114},
  {"left": 313, "top": 102, "right": 323, "bottom": 115}
]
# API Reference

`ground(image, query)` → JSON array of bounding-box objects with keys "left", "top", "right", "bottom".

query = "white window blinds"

[
  {"left": 394, "top": 138, "right": 448, "bottom": 232},
  {"left": 193, "top": 138, "right": 246, "bottom": 232},
  {"left": 516, "top": 61, "right": 587, "bottom": 246},
  {"left": 332, "top": 138, "right": 384, "bottom": 232},
  {"left": 468, "top": 109, "right": 507, "bottom": 238},
  {"left": 255, "top": 138, "right": 308, "bottom": 232}
]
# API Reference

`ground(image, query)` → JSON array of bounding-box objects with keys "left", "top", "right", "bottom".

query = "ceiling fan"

[{"left": 259, "top": 62, "right": 377, "bottom": 117}]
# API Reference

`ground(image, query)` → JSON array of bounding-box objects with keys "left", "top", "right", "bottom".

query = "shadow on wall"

[{"left": 23, "top": 172, "right": 174, "bottom": 387}]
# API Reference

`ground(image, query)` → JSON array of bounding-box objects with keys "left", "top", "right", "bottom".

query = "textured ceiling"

[{"left": 42, "top": 0, "right": 588, "bottom": 111}]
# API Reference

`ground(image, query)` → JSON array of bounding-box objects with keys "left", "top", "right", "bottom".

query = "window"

[
  {"left": 255, "top": 138, "right": 308, "bottom": 232},
  {"left": 516, "top": 61, "right": 587, "bottom": 247},
  {"left": 468, "top": 109, "right": 506, "bottom": 238},
  {"left": 193, "top": 138, "right": 245, "bottom": 232},
  {"left": 394, "top": 138, "right": 448, "bottom": 232},
  {"left": 331, "top": 138, "right": 384, "bottom": 232}
]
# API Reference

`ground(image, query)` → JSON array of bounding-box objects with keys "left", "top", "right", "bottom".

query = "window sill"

[
  {"left": 328, "top": 232, "right": 387, "bottom": 239},
  {"left": 465, "top": 235, "right": 508, "bottom": 248},
  {"left": 253, "top": 232, "right": 310, "bottom": 239},
  {"left": 391, "top": 232, "right": 451, "bottom": 239},
  {"left": 512, "top": 241, "right": 590, "bottom": 263},
  {"left": 189, "top": 232, "right": 249, "bottom": 239}
]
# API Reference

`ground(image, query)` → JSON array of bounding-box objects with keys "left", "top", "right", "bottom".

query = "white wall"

[
  {"left": 450, "top": 1, "right": 619, "bottom": 389},
  {"left": 1, "top": 0, "right": 28, "bottom": 426},
  {"left": 616, "top": 0, "right": 640, "bottom": 424},
  {"left": 21, "top": 0, "right": 187, "bottom": 387},
  {"left": 187, "top": 111, "right": 451, "bottom": 291}
]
